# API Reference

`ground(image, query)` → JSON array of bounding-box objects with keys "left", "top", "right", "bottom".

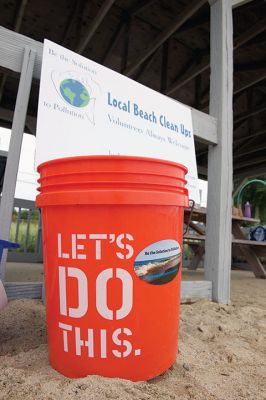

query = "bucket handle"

[{"left": 183, "top": 199, "right": 195, "bottom": 235}]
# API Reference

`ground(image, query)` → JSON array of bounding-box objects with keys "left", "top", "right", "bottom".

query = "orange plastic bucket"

[{"left": 36, "top": 155, "right": 188, "bottom": 381}]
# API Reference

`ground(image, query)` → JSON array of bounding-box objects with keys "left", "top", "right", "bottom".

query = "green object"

[
  {"left": 236, "top": 179, "right": 266, "bottom": 208},
  {"left": 59, "top": 79, "right": 90, "bottom": 107}
]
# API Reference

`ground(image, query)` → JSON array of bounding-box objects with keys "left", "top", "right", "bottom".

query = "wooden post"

[
  {"left": 0, "top": 46, "right": 36, "bottom": 281},
  {"left": 205, "top": 0, "right": 233, "bottom": 303},
  {"left": 75, "top": 0, "right": 116, "bottom": 54}
]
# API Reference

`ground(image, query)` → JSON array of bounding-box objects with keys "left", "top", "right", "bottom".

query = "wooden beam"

[
  {"left": 234, "top": 128, "right": 266, "bottom": 145},
  {"left": 5, "top": 282, "right": 43, "bottom": 300},
  {"left": 101, "top": 20, "right": 125, "bottom": 65},
  {"left": 231, "top": 0, "right": 254, "bottom": 8},
  {"left": 234, "top": 142, "right": 266, "bottom": 159},
  {"left": 232, "top": 239, "right": 266, "bottom": 248},
  {"left": 75, "top": 0, "right": 116, "bottom": 54},
  {"left": 234, "top": 17, "right": 266, "bottom": 49},
  {"left": 234, "top": 102, "right": 266, "bottom": 123},
  {"left": 128, "top": 0, "right": 157, "bottom": 16},
  {"left": 133, "top": 51, "right": 158, "bottom": 80},
  {"left": 234, "top": 60, "right": 266, "bottom": 73},
  {"left": 0, "top": 74, "right": 7, "bottom": 103},
  {"left": 234, "top": 155, "right": 266, "bottom": 169},
  {"left": 234, "top": 72, "right": 266, "bottom": 95},
  {"left": 13, "top": 198, "right": 35, "bottom": 209},
  {"left": 240, "top": 90, "right": 252, "bottom": 153},
  {"left": 165, "top": 56, "right": 209, "bottom": 96},
  {"left": 259, "top": 86, "right": 266, "bottom": 97},
  {"left": 191, "top": 108, "right": 217, "bottom": 144},
  {"left": 244, "top": 34, "right": 266, "bottom": 48},
  {"left": 255, "top": 84, "right": 266, "bottom": 95},
  {"left": 25, "top": 114, "right": 37, "bottom": 135},
  {"left": 14, "top": 0, "right": 28, "bottom": 31},
  {"left": 0, "top": 47, "right": 36, "bottom": 281},
  {"left": 177, "top": 13, "right": 210, "bottom": 35},
  {"left": 198, "top": 83, "right": 210, "bottom": 106},
  {"left": 181, "top": 281, "right": 212, "bottom": 303},
  {"left": 60, "top": 0, "right": 81, "bottom": 45},
  {"left": 0, "top": 27, "right": 217, "bottom": 145},
  {"left": 234, "top": 87, "right": 254, "bottom": 154},
  {"left": 120, "top": 15, "right": 132, "bottom": 73},
  {"left": 205, "top": 0, "right": 233, "bottom": 304},
  {"left": 200, "top": 72, "right": 266, "bottom": 111},
  {"left": 0, "top": 107, "right": 36, "bottom": 135},
  {"left": 167, "top": 55, "right": 199, "bottom": 93},
  {"left": 0, "top": 26, "right": 43, "bottom": 77},
  {"left": 160, "top": 41, "right": 169, "bottom": 93},
  {"left": 0, "top": 0, "right": 28, "bottom": 103},
  {"left": 234, "top": 119, "right": 248, "bottom": 132},
  {"left": 195, "top": 71, "right": 202, "bottom": 109},
  {"left": 119, "top": 6, "right": 202, "bottom": 54},
  {"left": 197, "top": 164, "right": 208, "bottom": 176},
  {"left": 166, "top": 16, "right": 266, "bottom": 96},
  {"left": 234, "top": 164, "right": 266, "bottom": 180},
  {"left": 123, "top": 0, "right": 207, "bottom": 77}
]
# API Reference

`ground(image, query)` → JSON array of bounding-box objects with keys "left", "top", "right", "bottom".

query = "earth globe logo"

[
  {"left": 59, "top": 79, "right": 90, "bottom": 108},
  {"left": 51, "top": 70, "right": 100, "bottom": 125}
]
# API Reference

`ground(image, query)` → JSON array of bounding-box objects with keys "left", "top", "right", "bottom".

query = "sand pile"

[{"left": 0, "top": 271, "right": 265, "bottom": 400}]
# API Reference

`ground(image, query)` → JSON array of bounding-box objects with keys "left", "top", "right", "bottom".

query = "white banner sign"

[{"left": 36, "top": 39, "right": 199, "bottom": 202}]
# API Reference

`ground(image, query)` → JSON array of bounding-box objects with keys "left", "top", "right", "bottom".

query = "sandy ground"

[{"left": 0, "top": 268, "right": 266, "bottom": 400}]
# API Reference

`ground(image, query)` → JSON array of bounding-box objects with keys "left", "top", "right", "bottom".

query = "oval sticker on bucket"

[{"left": 134, "top": 239, "right": 181, "bottom": 285}]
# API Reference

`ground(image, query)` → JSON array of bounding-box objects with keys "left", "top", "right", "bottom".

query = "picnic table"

[{"left": 183, "top": 207, "right": 266, "bottom": 279}]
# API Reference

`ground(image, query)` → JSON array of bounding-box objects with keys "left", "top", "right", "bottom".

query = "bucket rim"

[{"left": 37, "top": 155, "right": 188, "bottom": 174}]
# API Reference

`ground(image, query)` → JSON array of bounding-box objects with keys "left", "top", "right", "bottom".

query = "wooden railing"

[{"left": 7, "top": 198, "right": 43, "bottom": 263}]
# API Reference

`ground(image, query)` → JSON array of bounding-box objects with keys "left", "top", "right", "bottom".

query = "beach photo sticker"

[{"left": 134, "top": 239, "right": 181, "bottom": 285}]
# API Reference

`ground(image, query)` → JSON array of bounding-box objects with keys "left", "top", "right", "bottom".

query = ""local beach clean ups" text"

[{"left": 108, "top": 92, "right": 191, "bottom": 137}]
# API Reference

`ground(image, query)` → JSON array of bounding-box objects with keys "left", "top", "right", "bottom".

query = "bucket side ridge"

[
  {"left": 37, "top": 180, "right": 187, "bottom": 193},
  {"left": 38, "top": 171, "right": 187, "bottom": 185},
  {"left": 36, "top": 188, "right": 189, "bottom": 207}
]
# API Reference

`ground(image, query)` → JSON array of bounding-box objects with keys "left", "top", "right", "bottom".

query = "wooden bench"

[{"left": 183, "top": 208, "right": 266, "bottom": 279}]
